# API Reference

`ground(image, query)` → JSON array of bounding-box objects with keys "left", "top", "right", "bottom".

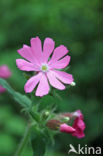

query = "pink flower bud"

[
  {"left": 0, "top": 65, "right": 11, "bottom": 93},
  {"left": 46, "top": 119, "right": 61, "bottom": 130},
  {"left": 0, "top": 86, "right": 5, "bottom": 93},
  {"left": 60, "top": 123, "right": 75, "bottom": 133}
]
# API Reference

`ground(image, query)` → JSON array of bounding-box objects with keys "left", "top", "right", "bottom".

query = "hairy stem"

[{"left": 15, "top": 124, "right": 31, "bottom": 156}]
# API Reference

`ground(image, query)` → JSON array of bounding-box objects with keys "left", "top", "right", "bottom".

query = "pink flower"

[
  {"left": 0, "top": 65, "right": 11, "bottom": 93},
  {"left": 16, "top": 37, "right": 73, "bottom": 96},
  {"left": 60, "top": 110, "right": 85, "bottom": 139},
  {"left": 72, "top": 110, "right": 86, "bottom": 138}
]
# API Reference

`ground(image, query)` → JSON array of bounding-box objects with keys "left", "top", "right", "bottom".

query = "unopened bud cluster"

[{"left": 46, "top": 110, "right": 85, "bottom": 139}]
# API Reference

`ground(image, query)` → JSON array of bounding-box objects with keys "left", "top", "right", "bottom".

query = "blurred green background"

[{"left": 0, "top": 0, "right": 103, "bottom": 155}]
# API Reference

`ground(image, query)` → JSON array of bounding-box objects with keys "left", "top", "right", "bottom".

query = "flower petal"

[
  {"left": 0, "top": 65, "right": 11, "bottom": 78},
  {"left": 0, "top": 86, "right": 5, "bottom": 93},
  {"left": 42, "top": 38, "right": 55, "bottom": 62},
  {"left": 16, "top": 59, "right": 40, "bottom": 71},
  {"left": 30, "top": 37, "right": 43, "bottom": 64},
  {"left": 60, "top": 123, "right": 76, "bottom": 133},
  {"left": 72, "top": 129, "right": 85, "bottom": 138},
  {"left": 72, "top": 110, "right": 83, "bottom": 118},
  {"left": 78, "top": 119, "right": 86, "bottom": 130},
  {"left": 36, "top": 73, "right": 50, "bottom": 97},
  {"left": 72, "top": 111, "right": 86, "bottom": 139},
  {"left": 52, "top": 70, "right": 73, "bottom": 84},
  {"left": 48, "top": 45, "right": 68, "bottom": 64},
  {"left": 49, "top": 55, "right": 70, "bottom": 69},
  {"left": 24, "top": 73, "right": 42, "bottom": 93},
  {"left": 47, "top": 70, "right": 65, "bottom": 90},
  {"left": 17, "top": 45, "right": 38, "bottom": 63}
]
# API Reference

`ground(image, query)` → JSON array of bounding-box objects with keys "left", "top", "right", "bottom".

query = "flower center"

[{"left": 41, "top": 64, "right": 49, "bottom": 72}]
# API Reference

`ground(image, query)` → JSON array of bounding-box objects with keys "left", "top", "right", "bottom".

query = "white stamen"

[{"left": 41, "top": 63, "right": 49, "bottom": 72}]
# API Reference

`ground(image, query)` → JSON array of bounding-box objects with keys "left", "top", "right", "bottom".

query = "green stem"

[{"left": 15, "top": 124, "right": 31, "bottom": 156}]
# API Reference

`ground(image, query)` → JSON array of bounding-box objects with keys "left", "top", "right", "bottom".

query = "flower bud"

[
  {"left": 0, "top": 65, "right": 11, "bottom": 93},
  {"left": 60, "top": 116, "right": 70, "bottom": 123},
  {"left": 42, "top": 110, "right": 50, "bottom": 119},
  {"left": 60, "top": 123, "right": 75, "bottom": 133},
  {"left": 46, "top": 120, "right": 61, "bottom": 130},
  {"left": 71, "top": 82, "right": 76, "bottom": 86},
  {"left": 44, "top": 111, "right": 50, "bottom": 117}
]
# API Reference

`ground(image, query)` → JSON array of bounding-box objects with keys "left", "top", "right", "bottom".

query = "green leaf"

[
  {"left": 31, "top": 127, "right": 46, "bottom": 156},
  {"left": 0, "top": 78, "right": 32, "bottom": 109},
  {"left": 0, "top": 78, "right": 14, "bottom": 94},
  {"left": 14, "top": 92, "right": 32, "bottom": 108}
]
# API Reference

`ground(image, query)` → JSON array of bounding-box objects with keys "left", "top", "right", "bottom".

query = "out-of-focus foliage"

[{"left": 0, "top": 0, "right": 103, "bottom": 155}]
